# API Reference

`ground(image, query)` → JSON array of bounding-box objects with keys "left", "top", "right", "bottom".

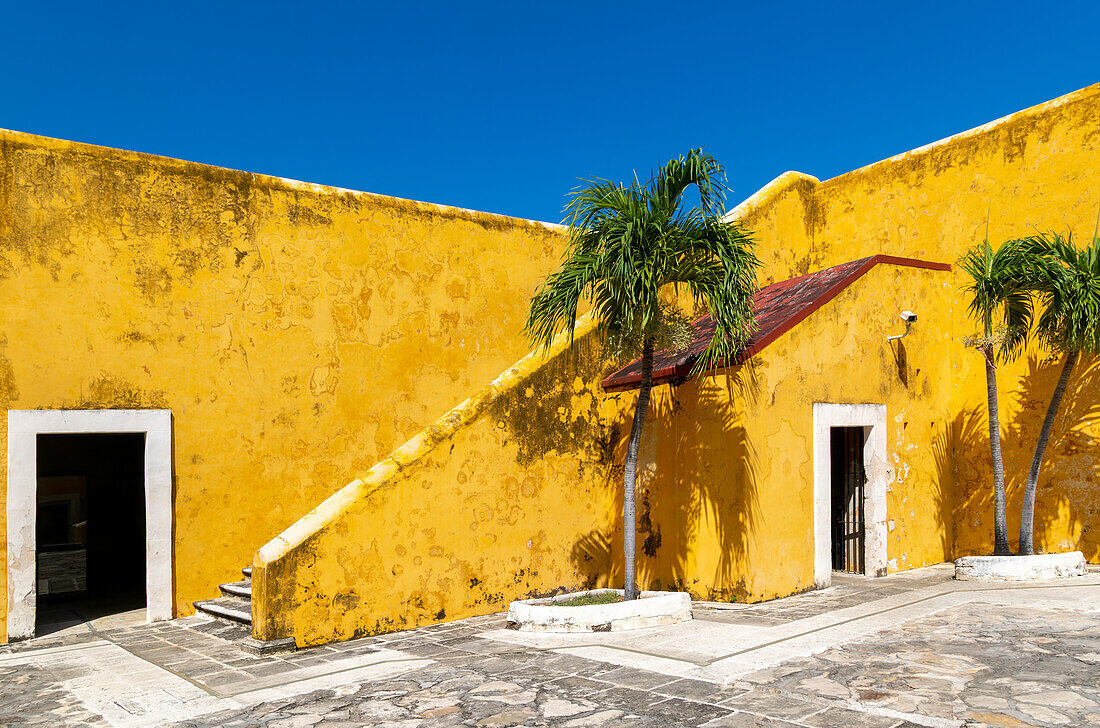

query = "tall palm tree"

[
  {"left": 1017, "top": 227, "right": 1100, "bottom": 555},
  {"left": 524, "top": 149, "right": 759, "bottom": 600},
  {"left": 959, "top": 233, "right": 1033, "bottom": 556}
]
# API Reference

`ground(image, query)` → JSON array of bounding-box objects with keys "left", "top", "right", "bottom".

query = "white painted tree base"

[
  {"left": 506, "top": 589, "right": 692, "bottom": 632},
  {"left": 954, "top": 551, "right": 1087, "bottom": 581}
]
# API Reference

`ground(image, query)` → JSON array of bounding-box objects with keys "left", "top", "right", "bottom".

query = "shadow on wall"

[
  {"left": 570, "top": 369, "right": 760, "bottom": 601},
  {"left": 937, "top": 407, "right": 987, "bottom": 559},
  {"left": 490, "top": 333, "right": 620, "bottom": 470},
  {"left": 1003, "top": 354, "right": 1100, "bottom": 560},
  {"left": 483, "top": 330, "right": 629, "bottom": 599},
  {"left": 250, "top": 316, "right": 647, "bottom": 645},
  {"left": 889, "top": 340, "right": 909, "bottom": 389}
]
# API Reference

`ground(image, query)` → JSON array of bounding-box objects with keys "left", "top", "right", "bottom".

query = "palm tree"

[
  {"left": 959, "top": 233, "right": 1033, "bottom": 556},
  {"left": 524, "top": 149, "right": 759, "bottom": 600},
  {"left": 1017, "top": 227, "right": 1100, "bottom": 555}
]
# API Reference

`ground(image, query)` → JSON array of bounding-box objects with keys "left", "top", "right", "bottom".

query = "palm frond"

[
  {"left": 959, "top": 234, "right": 1035, "bottom": 364},
  {"left": 524, "top": 150, "right": 759, "bottom": 377},
  {"left": 1025, "top": 231, "right": 1100, "bottom": 356},
  {"left": 650, "top": 149, "right": 728, "bottom": 219}
]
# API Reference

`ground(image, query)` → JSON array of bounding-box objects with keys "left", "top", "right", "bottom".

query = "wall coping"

[
  {"left": 820, "top": 82, "right": 1100, "bottom": 190},
  {"left": 0, "top": 127, "right": 565, "bottom": 235}
]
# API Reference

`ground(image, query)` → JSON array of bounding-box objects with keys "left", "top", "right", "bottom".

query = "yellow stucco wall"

[
  {"left": 4, "top": 81, "right": 1098, "bottom": 644},
  {"left": 252, "top": 320, "right": 634, "bottom": 645},
  {"left": 805, "top": 83, "right": 1100, "bottom": 560},
  {"left": 690, "top": 82, "right": 1099, "bottom": 566},
  {"left": 252, "top": 260, "right": 955, "bottom": 646},
  {"left": 635, "top": 264, "right": 956, "bottom": 600},
  {"left": 0, "top": 129, "right": 569, "bottom": 642}
]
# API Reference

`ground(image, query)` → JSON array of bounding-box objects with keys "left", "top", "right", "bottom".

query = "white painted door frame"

[
  {"left": 6, "top": 410, "right": 173, "bottom": 640},
  {"left": 812, "top": 403, "right": 890, "bottom": 588}
]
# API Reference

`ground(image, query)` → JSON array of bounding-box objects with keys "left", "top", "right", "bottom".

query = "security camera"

[{"left": 888, "top": 311, "right": 918, "bottom": 342}]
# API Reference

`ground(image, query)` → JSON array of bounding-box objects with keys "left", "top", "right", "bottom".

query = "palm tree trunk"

[
  {"left": 622, "top": 338, "right": 654, "bottom": 601},
  {"left": 1019, "top": 351, "right": 1078, "bottom": 555},
  {"left": 984, "top": 344, "right": 1011, "bottom": 556}
]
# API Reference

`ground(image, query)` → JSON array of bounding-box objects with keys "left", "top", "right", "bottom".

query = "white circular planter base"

[
  {"left": 506, "top": 589, "right": 692, "bottom": 633},
  {"left": 955, "top": 551, "right": 1087, "bottom": 581}
]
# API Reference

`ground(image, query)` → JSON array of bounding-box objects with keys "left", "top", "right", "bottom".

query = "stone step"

[
  {"left": 219, "top": 580, "right": 251, "bottom": 599},
  {"left": 242, "top": 566, "right": 252, "bottom": 580},
  {"left": 194, "top": 596, "right": 252, "bottom": 625}
]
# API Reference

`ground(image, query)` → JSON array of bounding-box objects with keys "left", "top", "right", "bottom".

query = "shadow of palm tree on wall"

[
  {"left": 490, "top": 332, "right": 615, "bottom": 469},
  {"left": 570, "top": 529, "right": 620, "bottom": 591},
  {"left": 569, "top": 370, "right": 760, "bottom": 601},
  {"left": 1002, "top": 354, "right": 1100, "bottom": 559},
  {"left": 937, "top": 407, "right": 989, "bottom": 558}
]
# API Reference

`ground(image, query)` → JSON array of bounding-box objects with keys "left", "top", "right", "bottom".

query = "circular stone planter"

[
  {"left": 506, "top": 589, "right": 692, "bottom": 633},
  {"left": 954, "top": 551, "right": 1087, "bottom": 581}
]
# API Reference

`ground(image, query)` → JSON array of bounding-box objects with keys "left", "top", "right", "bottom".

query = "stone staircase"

[
  {"left": 194, "top": 566, "right": 253, "bottom": 626},
  {"left": 194, "top": 566, "right": 294, "bottom": 654}
]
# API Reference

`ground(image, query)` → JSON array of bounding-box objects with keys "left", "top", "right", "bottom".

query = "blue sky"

[{"left": 3, "top": 2, "right": 1098, "bottom": 223}]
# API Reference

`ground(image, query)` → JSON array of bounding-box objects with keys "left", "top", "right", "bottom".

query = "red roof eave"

[{"left": 600, "top": 255, "right": 951, "bottom": 393}]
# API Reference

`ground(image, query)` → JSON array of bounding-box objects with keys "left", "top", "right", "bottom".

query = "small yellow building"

[{"left": 2, "top": 83, "right": 1098, "bottom": 645}]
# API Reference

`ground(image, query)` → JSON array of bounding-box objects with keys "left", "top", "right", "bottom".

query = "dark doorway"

[
  {"left": 35, "top": 433, "right": 146, "bottom": 634},
  {"left": 831, "top": 427, "right": 866, "bottom": 574}
]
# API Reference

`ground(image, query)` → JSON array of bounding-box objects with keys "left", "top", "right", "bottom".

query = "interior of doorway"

[
  {"left": 831, "top": 426, "right": 867, "bottom": 575},
  {"left": 35, "top": 433, "right": 147, "bottom": 636}
]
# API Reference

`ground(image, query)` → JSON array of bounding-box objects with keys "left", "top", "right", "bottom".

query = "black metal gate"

[{"left": 831, "top": 426, "right": 866, "bottom": 574}]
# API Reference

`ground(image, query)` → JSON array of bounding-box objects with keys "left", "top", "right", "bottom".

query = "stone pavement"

[
  {"left": 742, "top": 603, "right": 1100, "bottom": 727},
  {"left": 1, "top": 565, "right": 1099, "bottom": 728},
  {"left": 34, "top": 602, "right": 146, "bottom": 639}
]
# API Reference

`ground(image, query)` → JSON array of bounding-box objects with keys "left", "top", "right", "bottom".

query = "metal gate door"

[{"left": 831, "top": 427, "right": 866, "bottom": 574}]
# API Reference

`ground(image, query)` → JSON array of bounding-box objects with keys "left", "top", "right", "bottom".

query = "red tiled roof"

[{"left": 601, "top": 255, "right": 951, "bottom": 392}]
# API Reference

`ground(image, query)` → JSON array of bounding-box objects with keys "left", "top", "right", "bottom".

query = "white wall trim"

[
  {"left": 6, "top": 410, "right": 172, "bottom": 640},
  {"left": 812, "top": 403, "right": 890, "bottom": 588}
]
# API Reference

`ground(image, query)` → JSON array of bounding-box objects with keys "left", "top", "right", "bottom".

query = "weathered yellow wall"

[
  {"left": 0, "top": 129, "right": 568, "bottom": 642},
  {"left": 590, "top": 81, "right": 1100, "bottom": 601},
  {"left": 5, "top": 82, "right": 1098, "bottom": 644},
  {"left": 248, "top": 172, "right": 852, "bottom": 644},
  {"left": 806, "top": 83, "right": 1100, "bottom": 560},
  {"left": 660, "top": 83, "right": 1100, "bottom": 568},
  {"left": 253, "top": 320, "right": 632, "bottom": 645},
  {"left": 626, "top": 264, "right": 956, "bottom": 600},
  {"left": 254, "top": 261, "right": 956, "bottom": 645}
]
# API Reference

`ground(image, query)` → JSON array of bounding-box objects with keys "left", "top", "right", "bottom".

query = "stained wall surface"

[
  {"left": 252, "top": 321, "right": 632, "bottom": 645},
  {"left": 805, "top": 84, "right": 1100, "bottom": 561},
  {"left": 250, "top": 254, "right": 956, "bottom": 646},
  {"left": 0, "top": 129, "right": 567, "bottom": 641},
  {"left": 634, "top": 264, "right": 956, "bottom": 602},
  {"left": 5, "top": 81, "right": 1100, "bottom": 644},
  {"left": 598, "top": 81, "right": 1100, "bottom": 599}
]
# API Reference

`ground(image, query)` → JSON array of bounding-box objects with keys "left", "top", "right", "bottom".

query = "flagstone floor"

[{"left": 2, "top": 565, "right": 1098, "bottom": 728}]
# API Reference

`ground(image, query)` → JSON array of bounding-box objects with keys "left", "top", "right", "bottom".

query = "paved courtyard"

[{"left": 2, "top": 565, "right": 1099, "bottom": 728}]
